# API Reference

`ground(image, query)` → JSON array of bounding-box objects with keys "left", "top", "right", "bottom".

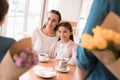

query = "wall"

[
  {"left": 54, "top": 0, "right": 82, "bottom": 22},
  {"left": 53, "top": 0, "right": 82, "bottom": 37}
]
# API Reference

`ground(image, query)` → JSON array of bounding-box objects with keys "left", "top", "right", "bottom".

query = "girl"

[{"left": 48, "top": 22, "right": 78, "bottom": 65}]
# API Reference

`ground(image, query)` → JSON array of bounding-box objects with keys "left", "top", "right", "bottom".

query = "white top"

[
  {"left": 55, "top": 42, "right": 69, "bottom": 59},
  {"left": 48, "top": 40, "right": 78, "bottom": 65},
  {"left": 31, "top": 27, "right": 58, "bottom": 54}
]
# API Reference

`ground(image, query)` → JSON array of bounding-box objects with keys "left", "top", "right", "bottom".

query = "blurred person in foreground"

[
  {"left": 74, "top": 0, "right": 120, "bottom": 80},
  {"left": 0, "top": 1, "right": 38, "bottom": 80},
  {"left": 0, "top": 0, "right": 16, "bottom": 62}
]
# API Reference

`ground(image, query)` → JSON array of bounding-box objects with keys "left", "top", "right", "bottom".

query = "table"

[{"left": 19, "top": 59, "right": 76, "bottom": 80}]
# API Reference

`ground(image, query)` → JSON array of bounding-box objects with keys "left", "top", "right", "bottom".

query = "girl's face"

[
  {"left": 57, "top": 26, "right": 72, "bottom": 43},
  {"left": 45, "top": 13, "right": 59, "bottom": 31}
]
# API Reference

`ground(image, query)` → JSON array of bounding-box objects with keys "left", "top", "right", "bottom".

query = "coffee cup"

[
  {"left": 58, "top": 58, "right": 68, "bottom": 71},
  {"left": 39, "top": 53, "right": 48, "bottom": 61}
]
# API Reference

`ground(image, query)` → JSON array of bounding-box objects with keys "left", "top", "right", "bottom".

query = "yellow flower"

[
  {"left": 92, "top": 26, "right": 108, "bottom": 49},
  {"left": 92, "top": 32, "right": 108, "bottom": 49},
  {"left": 80, "top": 25, "right": 120, "bottom": 51},
  {"left": 80, "top": 34, "right": 95, "bottom": 50},
  {"left": 102, "top": 29, "right": 116, "bottom": 41},
  {"left": 113, "top": 33, "right": 120, "bottom": 44},
  {"left": 80, "top": 25, "right": 120, "bottom": 62},
  {"left": 92, "top": 25, "right": 102, "bottom": 34}
]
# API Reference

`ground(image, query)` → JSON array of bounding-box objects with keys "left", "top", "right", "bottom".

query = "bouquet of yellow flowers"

[
  {"left": 80, "top": 25, "right": 120, "bottom": 63},
  {"left": 80, "top": 11, "right": 120, "bottom": 80}
]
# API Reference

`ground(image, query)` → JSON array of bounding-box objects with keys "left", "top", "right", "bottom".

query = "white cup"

[
  {"left": 58, "top": 59, "right": 68, "bottom": 71},
  {"left": 39, "top": 53, "right": 48, "bottom": 61}
]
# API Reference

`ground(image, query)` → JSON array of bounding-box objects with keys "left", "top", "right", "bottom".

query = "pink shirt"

[{"left": 47, "top": 40, "right": 78, "bottom": 65}]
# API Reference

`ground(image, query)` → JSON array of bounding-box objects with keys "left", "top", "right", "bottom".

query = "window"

[
  {"left": 74, "top": 0, "right": 93, "bottom": 43},
  {"left": 47, "top": 0, "right": 59, "bottom": 11},
  {"left": 4, "top": 0, "right": 45, "bottom": 40}
]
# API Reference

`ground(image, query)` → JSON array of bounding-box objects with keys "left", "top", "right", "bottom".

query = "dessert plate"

[
  {"left": 55, "top": 66, "right": 71, "bottom": 73},
  {"left": 33, "top": 65, "right": 56, "bottom": 78}
]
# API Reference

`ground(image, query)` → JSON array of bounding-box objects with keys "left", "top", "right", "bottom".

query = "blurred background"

[{"left": 0, "top": 0, "right": 93, "bottom": 43}]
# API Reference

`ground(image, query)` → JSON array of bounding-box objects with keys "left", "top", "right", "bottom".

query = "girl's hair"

[
  {"left": 0, "top": 0, "right": 9, "bottom": 22},
  {"left": 43, "top": 9, "right": 61, "bottom": 29},
  {"left": 56, "top": 22, "right": 74, "bottom": 41}
]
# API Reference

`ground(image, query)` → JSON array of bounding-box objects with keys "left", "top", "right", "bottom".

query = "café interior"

[{"left": 1, "top": 0, "right": 119, "bottom": 80}]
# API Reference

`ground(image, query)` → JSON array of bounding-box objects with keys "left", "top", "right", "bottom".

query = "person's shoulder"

[
  {"left": 67, "top": 41, "right": 78, "bottom": 50},
  {"left": 0, "top": 36, "right": 16, "bottom": 48},
  {"left": 69, "top": 40, "right": 78, "bottom": 47},
  {"left": 52, "top": 41, "right": 59, "bottom": 46},
  {"left": 0, "top": 36, "right": 16, "bottom": 44},
  {"left": 32, "top": 27, "right": 42, "bottom": 36},
  {"left": 33, "top": 27, "right": 40, "bottom": 32}
]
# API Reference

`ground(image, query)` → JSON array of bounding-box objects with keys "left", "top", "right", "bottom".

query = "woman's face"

[
  {"left": 57, "top": 26, "right": 72, "bottom": 43},
  {"left": 45, "top": 13, "right": 59, "bottom": 31}
]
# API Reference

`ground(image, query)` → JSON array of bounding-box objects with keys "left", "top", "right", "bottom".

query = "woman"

[
  {"left": 48, "top": 22, "right": 78, "bottom": 65},
  {"left": 0, "top": 0, "right": 16, "bottom": 62},
  {"left": 32, "top": 9, "right": 61, "bottom": 54}
]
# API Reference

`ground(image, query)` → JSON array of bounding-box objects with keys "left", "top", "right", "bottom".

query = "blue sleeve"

[
  {"left": 82, "top": 0, "right": 110, "bottom": 34},
  {"left": 76, "top": 0, "right": 110, "bottom": 71},
  {"left": 76, "top": 0, "right": 120, "bottom": 79},
  {"left": 0, "top": 37, "right": 16, "bottom": 61},
  {"left": 76, "top": 46, "right": 97, "bottom": 71},
  {"left": 83, "top": 0, "right": 120, "bottom": 35}
]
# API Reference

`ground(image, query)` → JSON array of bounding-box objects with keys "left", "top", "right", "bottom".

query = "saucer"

[
  {"left": 55, "top": 66, "right": 71, "bottom": 72},
  {"left": 39, "top": 58, "right": 49, "bottom": 62},
  {"left": 33, "top": 65, "right": 56, "bottom": 78}
]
